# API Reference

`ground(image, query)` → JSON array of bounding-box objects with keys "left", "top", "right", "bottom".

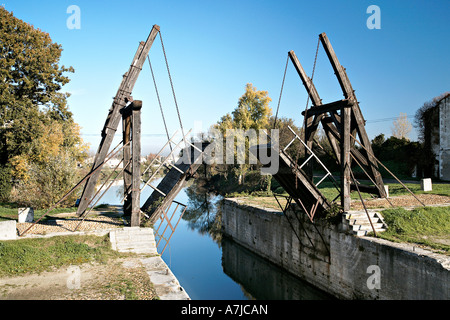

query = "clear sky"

[{"left": 3, "top": 0, "right": 449, "bottom": 154}]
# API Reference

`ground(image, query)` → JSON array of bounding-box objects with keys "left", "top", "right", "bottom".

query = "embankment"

[{"left": 221, "top": 198, "right": 449, "bottom": 300}]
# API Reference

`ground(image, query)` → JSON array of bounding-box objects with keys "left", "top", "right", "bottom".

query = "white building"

[{"left": 429, "top": 93, "right": 450, "bottom": 181}]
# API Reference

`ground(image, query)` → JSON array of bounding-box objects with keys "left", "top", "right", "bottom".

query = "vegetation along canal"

[{"left": 99, "top": 180, "right": 333, "bottom": 300}]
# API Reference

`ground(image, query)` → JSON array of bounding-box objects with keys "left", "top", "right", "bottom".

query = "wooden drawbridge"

[{"left": 141, "top": 143, "right": 209, "bottom": 224}]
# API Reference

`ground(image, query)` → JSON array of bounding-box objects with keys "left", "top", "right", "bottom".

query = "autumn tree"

[
  {"left": 391, "top": 112, "right": 412, "bottom": 140},
  {"left": 0, "top": 8, "right": 88, "bottom": 206}
]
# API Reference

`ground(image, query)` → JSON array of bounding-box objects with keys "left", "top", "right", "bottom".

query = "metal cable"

[
  {"left": 159, "top": 31, "right": 187, "bottom": 146},
  {"left": 273, "top": 55, "right": 290, "bottom": 129},
  {"left": 147, "top": 55, "right": 174, "bottom": 159}
]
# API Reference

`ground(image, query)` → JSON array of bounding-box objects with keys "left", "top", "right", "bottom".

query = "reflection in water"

[
  {"left": 182, "top": 182, "right": 223, "bottom": 244},
  {"left": 221, "top": 237, "right": 333, "bottom": 300},
  {"left": 181, "top": 182, "right": 333, "bottom": 300}
]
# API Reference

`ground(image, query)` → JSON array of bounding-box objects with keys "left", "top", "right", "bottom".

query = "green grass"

[
  {"left": 312, "top": 181, "right": 450, "bottom": 203},
  {"left": 106, "top": 278, "right": 140, "bottom": 300},
  {"left": 0, "top": 202, "right": 78, "bottom": 222},
  {"left": 0, "top": 235, "right": 121, "bottom": 276},
  {"left": 377, "top": 206, "right": 450, "bottom": 253},
  {"left": 387, "top": 183, "right": 450, "bottom": 197}
]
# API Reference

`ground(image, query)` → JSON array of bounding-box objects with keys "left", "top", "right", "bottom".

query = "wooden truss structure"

[
  {"left": 254, "top": 32, "right": 387, "bottom": 220},
  {"left": 76, "top": 25, "right": 160, "bottom": 221},
  {"left": 75, "top": 25, "right": 206, "bottom": 227},
  {"left": 290, "top": 32, "right": 387, "bottom": 212}
]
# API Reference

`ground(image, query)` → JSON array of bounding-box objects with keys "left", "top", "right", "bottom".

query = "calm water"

[{"left": 98, "top": 180, "right": 333, "bottom": 300}]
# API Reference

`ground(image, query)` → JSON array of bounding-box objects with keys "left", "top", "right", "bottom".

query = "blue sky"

[{"left": 3, "top": 0, "right": 449, "bottom": 154}]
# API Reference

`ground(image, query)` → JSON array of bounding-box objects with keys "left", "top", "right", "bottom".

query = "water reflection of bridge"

[{"left": 221, "top": 237, "right": 333, "bottom": 300}]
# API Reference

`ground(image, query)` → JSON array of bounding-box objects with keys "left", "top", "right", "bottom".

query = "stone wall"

[{"left": 221, "top": 199, "right": 449, "bottom": 300}]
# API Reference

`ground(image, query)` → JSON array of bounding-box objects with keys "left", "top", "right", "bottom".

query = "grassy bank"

[
  {"left": 0, "top": 234, "right": 119, "bottom": 276},
  {"left": 378, "top": 206, "right": 450, "bottom": 253}
]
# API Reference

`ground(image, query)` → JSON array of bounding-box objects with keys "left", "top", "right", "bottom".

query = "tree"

[
  {"left": 0, "top": 8, "right": 87, "bottom": 206},
  {"left": 213, "top": 83, "right": 272, "bottom": 184},
  {"left": 269, "top": 116, "right": 303, "bottom": 160},
  {"left": 0, "top": 7, "right": 74, "bottom": 163},
  {"left": 391, "top": 112, "right": 412, "bottom": 140},
  {"left": 371, "top": 133, "right": 385, "bottom": 158},
  {"left": 231, "top": 83, "right": 272, "bottom": 130}
]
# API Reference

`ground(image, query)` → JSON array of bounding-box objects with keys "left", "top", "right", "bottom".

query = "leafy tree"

[
  {"left": 371, "top": 133, "right": 385, "bottom": 158},
  {"left": 213, "top": 83, "right": 272, "bottom": 184},
  {"left": 268, "top": 116, "right": 303, "bottom": 160},
  {"left": 0, "top": 8, "right": 87, "bottom": 205},
  {"left": 0, "top": 7, "right": 75, "bottom": 163},
  {"left": 232, "top": 83, "right": 272, "bottom": 130}
]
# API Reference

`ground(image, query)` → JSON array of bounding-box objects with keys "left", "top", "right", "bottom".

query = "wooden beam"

[
  {"left": 319, "top": 33, "right": 355, "bottom": 100},
  {"left": 319, "top": 32, "right": 386, "bottom": 198},
  {"left": 288, "top": 50, "right": 322, "bottom": 107},
  {"left": 76, "top": 25, "right": 160, "bottom": 216},
  {"left": 340, "top": 105, "right": 352, "bottom": 212},
  {"left": 122, "top": 107, "right": 132, "bottom": 216},
  {"left": 130, "top": 100, "right": 142, "bottom": 227},
  {"left": 302, "top": 99, "right": 352, "bottom": 117}
]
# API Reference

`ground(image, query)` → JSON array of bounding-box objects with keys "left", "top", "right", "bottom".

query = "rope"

[
  {"left": 273, "top": 55, "right": 289, "bottom": 129},
  {"left": 159, "top": 31, "right": 187, "bottom": 146},
  {"left": 147, "top": 55, "right": 174, "bottom": 159}
]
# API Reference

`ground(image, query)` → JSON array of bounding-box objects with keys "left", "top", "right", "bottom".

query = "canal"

[{"left": 99, "top": 180, "right": 333, "bottom": 300}]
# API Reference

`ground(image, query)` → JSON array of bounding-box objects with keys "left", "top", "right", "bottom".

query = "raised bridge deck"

[
  {"left": 250, "top": 144, "right": 331, "bottom": 217},
  {"left": 141, "top": 143, "right": 209, "bottom": 223}
]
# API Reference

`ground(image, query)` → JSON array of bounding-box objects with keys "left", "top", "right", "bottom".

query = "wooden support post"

[
  {"left": 130, "top": 101, "right": 142, "bottom": 227},
  {"left": 122, "top": 106, "right": 132, "bottom": 216},
  {"left": 76, "top": 25, "right": 160, "bottom": 217},
  {"left": 341, "top": 105, "right": 352, "bottom": 211}
]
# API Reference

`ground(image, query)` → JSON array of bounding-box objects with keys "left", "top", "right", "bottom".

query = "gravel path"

[
  {"left": 16, "top": 214, "right": 126, "bottom": 236},
  {"left": 351, "top": 194, "right": 450, "bottom": 210}
]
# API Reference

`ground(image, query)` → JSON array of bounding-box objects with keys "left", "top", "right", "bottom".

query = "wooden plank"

[
  {"left": 131, "top": 101, "right": 142, "bottom": 227},
  {"left": 122, "top": 108, "right": 132, "bottom": 216},
  {"left": 76, "top": 25, "right": 160, "bottom": 216}
]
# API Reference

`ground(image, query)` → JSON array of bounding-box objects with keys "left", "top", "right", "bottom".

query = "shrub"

[
  {"left": 0, "top": 164, "right": 12, "bottom": 202},
  {"left": 10, "top": 152, "right": 81, "bottom": 209}
]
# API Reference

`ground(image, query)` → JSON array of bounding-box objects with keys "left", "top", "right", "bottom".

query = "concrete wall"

[{"left": 221, "top": 199, "right": 450, "bottom": 300}]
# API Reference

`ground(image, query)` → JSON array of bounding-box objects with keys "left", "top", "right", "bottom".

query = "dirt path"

[{"left": 0, "top": 256, "right": 157, "bottom": 300}]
